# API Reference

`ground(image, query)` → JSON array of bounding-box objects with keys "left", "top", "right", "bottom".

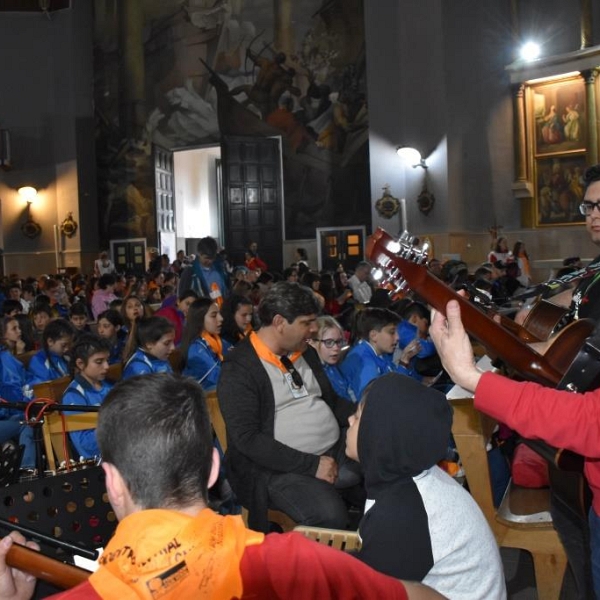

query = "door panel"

[
  {"left": 221, "top": 136, "right": 283, "bottom": 271},
  {"left": 317, "top": 227, "right": 366, "bottom": 272},
  {"left": 111, "top": 238, "right": 147, "bottom": 276}
]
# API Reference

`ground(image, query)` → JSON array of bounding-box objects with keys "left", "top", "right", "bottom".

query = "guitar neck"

[{"left": 375, "top": 244, "right": 563, "bottom": 387}]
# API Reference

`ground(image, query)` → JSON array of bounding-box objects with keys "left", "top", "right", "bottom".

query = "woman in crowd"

[
  {"left": 320, "top": 272, "right": 353, "bottom": 317},
  {"left": 220, "top": 294, "right": 254, "bottom": 346},
  {"left": 301, "top": 271, "right": 325, "bottom": 309}
]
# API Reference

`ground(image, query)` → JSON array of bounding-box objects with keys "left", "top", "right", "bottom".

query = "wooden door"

[
  {"left": 154, "top": 145, "right": 176, "bottom": 259},
  {"left": 111, "top": 238, "right": 147, "bottom": 275},
  {"left": 317, "top": 226, "right": 366, "bottom": 272},
  {"left": 221, "top": 136, "right": 283, "bottom": 272}
]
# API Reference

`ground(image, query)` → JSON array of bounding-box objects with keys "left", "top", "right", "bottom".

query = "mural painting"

[{"left": 93, "top": 0, "right": 370, "bottom": 247}]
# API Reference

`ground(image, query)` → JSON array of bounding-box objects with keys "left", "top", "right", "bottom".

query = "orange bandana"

[
  {"left": 89, "top": 509, "right": 263, "bottom": 600},
  {"left": 249, "top": 331, "right": 301, "bottom": 373},
  {"left": 201, "top": 332, "right": 224, "bottom": 361}
]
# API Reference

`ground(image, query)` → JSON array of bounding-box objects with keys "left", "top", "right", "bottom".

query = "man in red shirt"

[
  {"left": 430, "top": 298, "right": 600, "bottom": 599},
  {"left": 0, "top": 373, "right": 444, "bottom": 600}
]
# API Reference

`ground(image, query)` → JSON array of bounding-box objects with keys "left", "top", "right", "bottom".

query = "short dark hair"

[
  {"left": 1, "top": 300, "right": 22, "bottom": 316},
  {"left": 352, "top": 307, "right": 400, "bottom": 341},
  {"left": 584, "top": 164, "right": 600, "bottom": 192},
  {"left": 258, "top": 282, "right": 320, "bottom": 326},
  {"left": 69, "top": 302, "right": 88, "bottom": 318},
  {"left": 196, "top": 236, "right": 218, "bottom": 258},
  {"left": 42, "top": 319, "right": 75, "bottom": 349},
  {"left": 97, "top": 374, "right": 213, "bottom": 509},
  {"left": 98, "top": 274, "right": 116, "bottom": 290},
  {"left": 178, "top": 289, "right": 199, "bottom": 303},
  {"left": 402, "top": 301, "right": 430, "bottom": 324},
  {"left": 71, "top": 333, "right": 111, "bottom": 373},
  {"left": 136, "top": 316, "right": 175, "bottom": 348},
  {"left": 98, "top": 309, "right": 124, "bottom": 328}
]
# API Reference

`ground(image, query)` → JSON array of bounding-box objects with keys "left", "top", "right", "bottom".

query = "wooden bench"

[
  {"left": 32, "top": 376, "right": 71, "bottom": 402},
  {"left": 106, "top": 362, "right": 122, "bottom": 382},
  {"left": 293, "top": 526, "right": 361, "bottom": 552},
  {"left": 41, "top": 411, "right": 99, "bottom": 471},
  {"left": 450, "top": 396, "right": 567, "bottom": 599}
]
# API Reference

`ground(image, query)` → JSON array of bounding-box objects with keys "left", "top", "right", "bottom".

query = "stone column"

[
  {"left": 581, "top": 0, "right": 593, "bottom": 49},
  {"left": 583, "top": 69, "right": 598, "bottom": 165},
  {"left": 513, "top": 84, "right": 527, "bottom": 182},
  {"left": 274, "top": 0, "right": 293, "bottom": 56},
  {"left": 118, "top": 0, "right": 146, "bottom": 140}
]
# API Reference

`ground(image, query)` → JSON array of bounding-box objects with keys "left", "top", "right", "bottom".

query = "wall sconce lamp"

[
  {"left": 18, "top": 186, "right": 42, "bottom": 239},
  {"left": 396, "top": 146, "right": 436, "bottom": 216},
  {"left": 396, "top": 146, "right": 427, "bottom": 169}
]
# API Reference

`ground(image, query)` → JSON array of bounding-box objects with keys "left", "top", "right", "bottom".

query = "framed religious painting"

[
  {"left": 535, "top": 153, "right": 587, "bottom": 226},
  {"left": 531, "top": 75, "right": 586, "bottom": 157}
]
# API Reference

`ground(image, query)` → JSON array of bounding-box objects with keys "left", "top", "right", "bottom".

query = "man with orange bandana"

[
  {"left": 219, "top": 282, "right": 362, "bottom": 533},
  {"left": 0, "top": 373, "right": 444, "bottom": 600}
]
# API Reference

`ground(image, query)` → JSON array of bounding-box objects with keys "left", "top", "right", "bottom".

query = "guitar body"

[{"left": 522, "top": 300, "right": 572, "bottom": 341}]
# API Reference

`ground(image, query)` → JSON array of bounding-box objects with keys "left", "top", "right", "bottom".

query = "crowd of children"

[{"left": 0, "top": 238, "right": 549, "bottom": 599}]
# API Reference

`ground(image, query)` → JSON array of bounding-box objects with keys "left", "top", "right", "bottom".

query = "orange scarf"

[
  {"left": 201, "top": 332, "right": 224, "bottom": 361},
  {"left": 249, "top": 331, "right": 301, "bottom": 372},
  {"left": 89, "top": 509, "right": 263, "bottom": 599}
]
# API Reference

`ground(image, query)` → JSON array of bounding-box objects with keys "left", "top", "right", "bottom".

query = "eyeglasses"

[
  {"left": 579, "top": 200, "right": 600, "bottom": 216},
  {"left": 280, "top": 355, "right": 304, "bottom": 388},
  {"left": 317, "top": 338, "right": 345, "bottom": 349}
]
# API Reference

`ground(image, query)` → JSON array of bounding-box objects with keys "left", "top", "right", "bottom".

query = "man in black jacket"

[{"left": 218, "top": 282, "right": 359, "bottom": 532}]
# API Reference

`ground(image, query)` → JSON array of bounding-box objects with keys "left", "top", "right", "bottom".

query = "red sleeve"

[
  {"left": 239, "top": 532, "right": 408, "bottom": 600},
  {"left": 46, "top": 581, "right": 100, "bottom": 599},
  {"left": 475, "top": 371, "right": 600, "bottom": 457}
]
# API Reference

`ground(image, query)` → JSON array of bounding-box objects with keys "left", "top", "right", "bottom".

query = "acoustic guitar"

[{"left": 367, "top": 228, "right": 595, "bottom": 388}]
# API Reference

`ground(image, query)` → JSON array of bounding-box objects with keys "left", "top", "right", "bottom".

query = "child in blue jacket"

[
  {"left": 180, "top": 298, "right": 231, "bottom": 391},
  {"left": 28, "top": 319, "right": 75, "bottom": 383},
  {"left": 340, "top": 307, "right": 421, "bottom": 400},
  {"left": 122, "top": 316, "right": 175, "bottom": 379},
  {"left": 308, "top": 316, "right": 355, "bottom": 402},
  {"left": 96, "top": 309, "right": 127, "bottom": 365},
  {"left": 0, "top": 316, "right": 36, "bottom": 472},
  {"left": 61, "top": 334, "right": 113, "bottom": 459}
]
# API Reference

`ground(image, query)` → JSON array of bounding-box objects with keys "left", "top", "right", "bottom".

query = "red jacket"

[{"left": 475, "top": 371, "right": 600, "bottom": 514}]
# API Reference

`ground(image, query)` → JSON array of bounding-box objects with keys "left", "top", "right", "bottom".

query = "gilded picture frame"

[
  {"left": 535, "top": 153, "right": 587, "bottom": 226},
  {"left": 531, "top": 75, "right": 586, "bottom": 157}
]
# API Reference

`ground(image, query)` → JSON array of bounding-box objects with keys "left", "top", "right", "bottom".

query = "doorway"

[{"left": 173, "top": 144, "right": 222, "bottom": 256}]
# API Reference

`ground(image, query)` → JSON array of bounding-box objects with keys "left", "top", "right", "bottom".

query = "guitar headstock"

[{"left": 367, "top": 228, "right": 430, "bottom": 296}]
